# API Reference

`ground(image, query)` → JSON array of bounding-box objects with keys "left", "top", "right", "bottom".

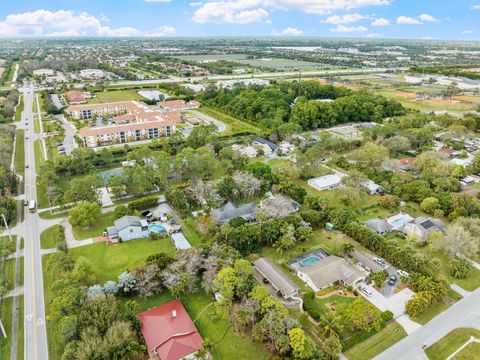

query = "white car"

[
  {"left": 397, "top": 270, "right": 410, "bottom": 278},
  {"left": 361, "top": 287, "right": 373, "bottom": 297},
  {"left": 373, "top": 257, "right": 387, "bottom": 267}
]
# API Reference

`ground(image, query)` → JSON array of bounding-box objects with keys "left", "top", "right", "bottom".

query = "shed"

[{"left": 171, "top": 232, "right": 191, "bottom": 250}]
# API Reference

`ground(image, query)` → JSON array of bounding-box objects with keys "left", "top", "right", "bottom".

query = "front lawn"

[
  {"left": 69, "top": 237, "right": 177, "bottom": 284},
  {"left": 426, "top": 328, "right": 480, "bottom": 360},
  {"left": 412, "top": 300, "right": 452, "bottom": 325},
  {"left": 40, "top": 225, "right": 63, "bottom": 249},
  {"left": 455, "top": 341, "right": 480, "bottom": 359},
  {"left": 14, "top": 129, "right": 25, "bottom": 181},
  {"left": 345, "top": 321, "right": 407, "bottom": 360},
  {"left": 71, "top": 212, "right": 116, "bottom": 240}
]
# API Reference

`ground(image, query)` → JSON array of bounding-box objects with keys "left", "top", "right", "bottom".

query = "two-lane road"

[{"left": 22, "top": 86, "right": 49, "bottom": 360}]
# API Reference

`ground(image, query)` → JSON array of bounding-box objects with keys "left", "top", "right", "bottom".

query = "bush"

[
  {"left": 316, "top": 285, "right": 335, "bottom": 297},
  {"left": 449, "top": 257, "right": 472, "bottom": 279},
  {"left": 127, "top": 197, "right": 158, "bottom": 212},
  {"left": 370, "top": 270, "right": 388, "bottom": 286},
  {"left": 342, "top": 310, "right": 392, "bottom": 351},
  {"left": 114, "top": 205, "right": 129, "bottom": 219},
  {"left": 303, "top": 292, "right": 325, "bottom": 321}
]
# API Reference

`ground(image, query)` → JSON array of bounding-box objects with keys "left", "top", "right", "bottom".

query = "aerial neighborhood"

[{"left": 1, "top": 8, "right": 480, "bottom": 360}]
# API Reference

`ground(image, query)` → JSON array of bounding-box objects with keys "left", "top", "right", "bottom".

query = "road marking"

[
  {"left": 26, "top": 313, "right": 33, "bottom": 322},
  {"left": 36, "top": 318, "right": 44, "bottom": 327}
]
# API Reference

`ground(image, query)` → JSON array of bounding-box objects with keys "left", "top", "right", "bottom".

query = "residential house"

[
  {"left": 400, "top": 217, "right": 445, "bottom": 239},
  {"left": 307, "top": 174, "right": 344, "bottom": 191},
  {"left": 399, "top": 157, "right": 414, "bottom": 171},
  {"left": 138, "top": 300, "right": 203, "bottom": 360},
  {"left": 364, "top": 180, "right": 383, "bottom": 195},
  {"left": 107, "top": 215, "right": 149, "bottom": 241},
  {"left": 211, "top": 201, "right": 259, "bottom": 224},
  {"left": 65, "top": 90, "right": 92, "bottom": 104},
  {"left": 253, "top": 137, "right": 279, "bottom": 154},
  {"left": 296, "top": 256, "right": 366, "bottom": 292},
  {"left": 364, "top": 218, "right": 393, "bottom": 235},
  {"left": 254, "top": 257, "right": 300, "bottom": 299}
]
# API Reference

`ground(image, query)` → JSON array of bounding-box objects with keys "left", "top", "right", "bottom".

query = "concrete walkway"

[
  {"left": 5, "top": 286, "right": 24, "bottom": 298},
  {"left": 396, "top": 314, "right": 422, "bottom": 335},
  {"left": 60, "top": 219, "right": 94, "bottom": 248},
  {"left": 446, "top": 336, "right": 480, "bottom": 360},
  {"left": 451, "top": 283, "right": 471, "bottom": 298}
]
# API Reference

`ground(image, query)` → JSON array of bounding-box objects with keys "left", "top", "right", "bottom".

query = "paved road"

[
  {"left": 374, "top": 287, "right": 480, "bottom": 360},
  {"left": 187, "top": 109, "right": 227, "bottom": 132},
  {"left": 57, "top": 114, "right": 77, "bottom": 154},
  {"left": 49, "top": 67, "right": 405, "bottom": 90},
  {"left": 21, "top": 86, "right": 49, "bottom": 360}
]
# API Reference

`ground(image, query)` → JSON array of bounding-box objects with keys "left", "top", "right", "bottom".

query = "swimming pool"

[
  {"left": 390, "top": 218, "right": 407, "bottom": 227},
  {"left": 149, "top": 223, "right": 166, "bottom": 233},
  {"left": 300, "top": 256, "right": 321, "bottom": 267}
]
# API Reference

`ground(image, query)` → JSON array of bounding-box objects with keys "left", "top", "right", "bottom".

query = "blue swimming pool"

[
  {"left": 300, "top": 256, "right": 321, "bottom": 267},
  {"left": 390, "top": 218, "right": 407, "bottom": 227},
  {"left": 149, "top": 223, "right": 166, "bottom": 233}
]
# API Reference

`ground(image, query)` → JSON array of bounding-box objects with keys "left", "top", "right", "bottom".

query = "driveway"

[{"left": 188, "top": 109, "right": 227, "bottom": 132}]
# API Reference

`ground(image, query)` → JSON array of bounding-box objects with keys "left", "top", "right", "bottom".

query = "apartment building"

[
  {"left": 156, "top": 99, "right": 201, "bottom": 111},
  {"left": 67, "top": 101, "right": 182, "bottom": 148}
]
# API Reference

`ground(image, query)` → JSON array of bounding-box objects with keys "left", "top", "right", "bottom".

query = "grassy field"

[
  {"left": 426, "top": 328, "right": 480, "bottom": 360},
  {"left": 33, "top": 139, "right": 44, "bottom": 168},
  {"left": 181, "top": 216, "right": 207, "bottom": 247},
  {"left": 455, "top": 341, "right": 480, "bottom": 359},
  {"left": 14, "top": 129, "right": 25, "bottom": 181},
  {"left": 38, "top": 209, "right": 70, "bottom": 220},
  {"left": 345, "top": 321, "right": 407, "bottom": 360},
  {"left": 412, "top": 300, "right": 452, "bottom": 325},
  {"left": 40, "top": 225, "right": 63, "bottom": 249},
  {"left": 14, "top": 95, "right": 23, "bottom": 121},
  {"left": 69, "top": 237, "right": 177, "bottom": 284},
  {"left": 34, "top": 117, "right": 41, "bottom": 134},
  {"left": 17, "top": 295, "right": 23, "bottom": 360},
  {"left": 71, "top": 211, "right": 116, "bottom": 240},
  {"left": 87, "top": 89, "right": 144, "bottom": 104},
  {"left": 196, "top": 106, "right": 260, "bottom": 135},
  {"left": 0, "top": 297, "right": 13, "bottom": 359}
]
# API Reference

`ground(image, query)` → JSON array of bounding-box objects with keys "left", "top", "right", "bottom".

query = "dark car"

[{"left": 388, "top": 274, "right": 397, "bottom": 286}]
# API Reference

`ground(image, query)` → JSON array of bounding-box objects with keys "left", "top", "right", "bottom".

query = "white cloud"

[
  {"left": 396, "top": 16, "right": 422, "bottom": 25},
  {"left": 144, "top": 25, "right": 176, "bottom": 36},
  {"left": 280, "top": 27, "right": 303, "bottom": 35},
  {"left": 0, "top": 9, "right": 172, "bottom": 37},
  {"left": 330, "top": 24, "right": 368, "bottom": 32},
  {"left": 461, "top": 30, "right": 473, "bottom": 34},
  {"left": 371, "top": 17, "right": 390, "bottom": 26},
  {"left": 192, "top": 0, "right": 390, "bottom": 24},
  {"left": 471, "top": 5, "right": 480, "bottom": 10},
  {"left": 144, "top": 0, "right": 172, "bottom": 2},
  {"left": 365, "top": 33, "right": 380, "bottom": 37},
  {"left": 323, "top": 13, "right": 364, "bottom": 24},
  {"left": 418, "top": 13, "right": 437, "bottom": 22}
]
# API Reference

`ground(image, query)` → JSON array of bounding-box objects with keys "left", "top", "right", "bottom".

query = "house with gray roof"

[
  {"left": 254, "top": 257, "right": 299, "bottom": 299},
  {"left": 296, "top": 255, "right": 366, "bottom": 292},
  {"left": 364, "top": 218, "right": 393, "bottom": 235},
  {"left": 253, "top": 137, "right": 279, "bottom": 153},
  {"left": 399, "top": 217, "right": 445, "bottom": 239},
  {"left": 107, "top": 215, "right": 149, "bottom": 241},
  {"left": 211, "top": 201, "right": 259, "bottom": 224}
]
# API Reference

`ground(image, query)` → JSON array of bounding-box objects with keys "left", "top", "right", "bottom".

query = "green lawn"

[
  {"left": 5, "top": 258, "right": 15, "bottom": 290},
  {"left": 345, "top": 321, "right": 407, "bottom": 360},
  {"left": 38, "top": 209, "right": 70, "bottom": 220},
  {"left": 69, "top": 237, "right": 177, "bottom": 284},
  {"left": 196, "top": 106, "right": 260, "bottom": 135},
  {"left": 71, "top": 212, "right": 116, "bottom": 240},
  {"left": 412, "top": 300, "right": 452, "bottom": 325},
  {"left": 131, "top": 290, "right": 269, "bottom": 360},
  {"left": 34, "top": 117, "right": 41, "bottom": 134},
  {"left": 40, "top": 225, "right": 63, "bottom": 249},
  {"left": 0, "top": 297, "right": 13, "bottom": 359},
  {"left": 455, "top": 341, "right": 480, "bottom": 359},
  {"left": 426, "top": 328, "right": 480, "bottom": 360},
  {"left": 14, "top": 130, "right": 25, "bottom": 181},
  {"left": 16, "top": 295, "right": 23, "bottom": 360},
  {"left": 181, "top": 216, "right": 206, "bottom": 247},
  {"left": 14, "top": 95, "right": 23, "bottom": 121},
  {"left": 87, "top": 89, "right": 144, "bottom": 104},
  {"left": 33, "top": 139, "right": 44, "bottom": 168}
]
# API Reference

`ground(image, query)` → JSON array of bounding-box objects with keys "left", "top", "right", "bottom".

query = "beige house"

[{"left": 296, "top": 256, "right": 366, "bottom": 292}]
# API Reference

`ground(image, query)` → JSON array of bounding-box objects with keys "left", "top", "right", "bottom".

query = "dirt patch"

[
  {"left": 317, "top": 289, "right": 355, "bottom": 299},
  {"left": 394, "top": 91, "right": 417, "bottom": 99}
]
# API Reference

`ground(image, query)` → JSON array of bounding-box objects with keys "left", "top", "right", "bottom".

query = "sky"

[{"left": 0, "top": 0, "right": 478, "bottom": 40}]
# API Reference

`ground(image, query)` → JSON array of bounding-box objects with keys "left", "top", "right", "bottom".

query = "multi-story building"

[
  {"left": 79, "top": 69, "right": 105, "bottom": 80},
  {"left": 66, "top": 101, "right": 182, "bottom": 148},
  {"left": 156, "top": 99, "right": 201, "bottom": 111}
]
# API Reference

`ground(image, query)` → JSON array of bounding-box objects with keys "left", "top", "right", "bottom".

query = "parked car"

[
  {"left": 24, "top": 200, "right": 29, "bottom": 206},
  {"left": 361, "top": 286, "right": 373, "bottom": 297},
  {"left": 373, "top": 257, "right": 387, "bottom": 267},
  {"left": 397, "top": 270, "right": 410, "bottom": 278},
  {"left": 388, "top": 274, "right": 397, "bottom": 286},
  {"left": 25, "top": 164, "right": 29, "bottom": 168}
]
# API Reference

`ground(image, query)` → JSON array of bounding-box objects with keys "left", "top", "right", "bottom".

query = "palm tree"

[
  {"left": 319, "top": 312, "right": 343, "bottom": 339},
  {"left": 341, "top": 242, "right": 355, "bottom": 257}
]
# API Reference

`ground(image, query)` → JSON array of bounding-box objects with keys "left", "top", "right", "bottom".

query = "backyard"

[{"left": 71, "top": 211, "right": 116, "bottom": 240}]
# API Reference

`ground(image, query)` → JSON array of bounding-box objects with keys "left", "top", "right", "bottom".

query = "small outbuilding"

[
  {"left": 307, "top": 174, "right": 343, "bottom": 191},
  {"left": 254, "top": 257, "right": 299, "bottom": 299}
]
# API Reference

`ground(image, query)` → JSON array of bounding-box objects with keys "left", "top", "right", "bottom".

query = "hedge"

[
  {"left": 342, "top": 310, "right": 394, "bottom": 351},
  {"left": 303, "top": 292, "right": 326, "bottom": 321},
  {"left": 127, "top": 196, "right": 158, "bottom": 212},
  {"left": 316, "top": 285, "right": 336, "bottom": 297}
]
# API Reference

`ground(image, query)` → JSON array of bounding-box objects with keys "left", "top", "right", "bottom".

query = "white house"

[
  {"left": 307, "top": 174, "right": 344, "bottom": 191},
  {"left": 107, "top": 215, "right": 149, "bottom": 241}
]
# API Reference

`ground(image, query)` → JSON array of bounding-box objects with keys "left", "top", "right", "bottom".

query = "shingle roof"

[
  {"left": 254, "top": 257, "right": 299, "bottom": 297},
  {"left": 299, "top": 256, "right": 365, "bottom": 289},
  {"left": 211, "top": 202, "right": 258, "bottom": 223},
  {"left": 113, "top": 215, "right": 144, "bottom": 231},
  {"left": 364, "top": 218, "right": 393, "bottom": 234},
  {"left": 253, "top": 137, "right": 279, "bottom": 151}
]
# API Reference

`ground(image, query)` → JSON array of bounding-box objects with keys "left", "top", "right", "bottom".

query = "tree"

[
  {"left": 216, "top": 176, "right": 239, "bottom": 200},
  {"left": 318, "top": 311, "right": 343, "bottom": 338},
  {"left": 341, "top": 242, "right": 355, "bottom": 257},
  {"left": 322, "top": 336, "right": 342, "bottom": 360},
  {"left": 64, "top": 174, "right": 103, "bottom": 204},
  {"left": 443, "top": 219, "right": 479, "bottom": 256},
  {"left": 288, "top": 328, "right": 316, "bottom": 360},
  {"left": 133, "top": 264, "right": 162, "bottom": 297},
  {"left": 449, "top": 257, "right": 473, "bottom": 279},
  {"left": 69, "top": 201, "right": 101, "bottom": 228},
  {"left": 108, "top": 176, "right": 125, "bottom": 199},
  {"left": 420, "top": 197, "right": 441, "bottom": 215},
  {"left": 349, "top": 142, "right": 389, "bottom": 170},
  {"left": 338, "top": 298, "right": 382, "bottom": 332}
]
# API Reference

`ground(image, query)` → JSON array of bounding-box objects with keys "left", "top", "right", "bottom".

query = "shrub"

[
  {"left": 316, "top": 285, "right": 336, "bottom": 297},
  {"left": 342, "top": 310, "right": 392, "bottom": 351},
  {"left": 303, "top": 292, "right": 326, "bottom": 321},
  {"left": 370, "top": 270, "right": 388, "bottom": 286},
  {"left": 127, "top": 196, "right": 158, "bottom": 212},
  {"left": 449, "top": 257, "right": 472, "bottom": 279},
  {"left": 114, "top": 205, "right": 129, "bottom": 219}
]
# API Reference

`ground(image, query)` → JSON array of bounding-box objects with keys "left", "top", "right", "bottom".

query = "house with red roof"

[{"left": 138, "top": 300, "right": 203, "bottom": 360}]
